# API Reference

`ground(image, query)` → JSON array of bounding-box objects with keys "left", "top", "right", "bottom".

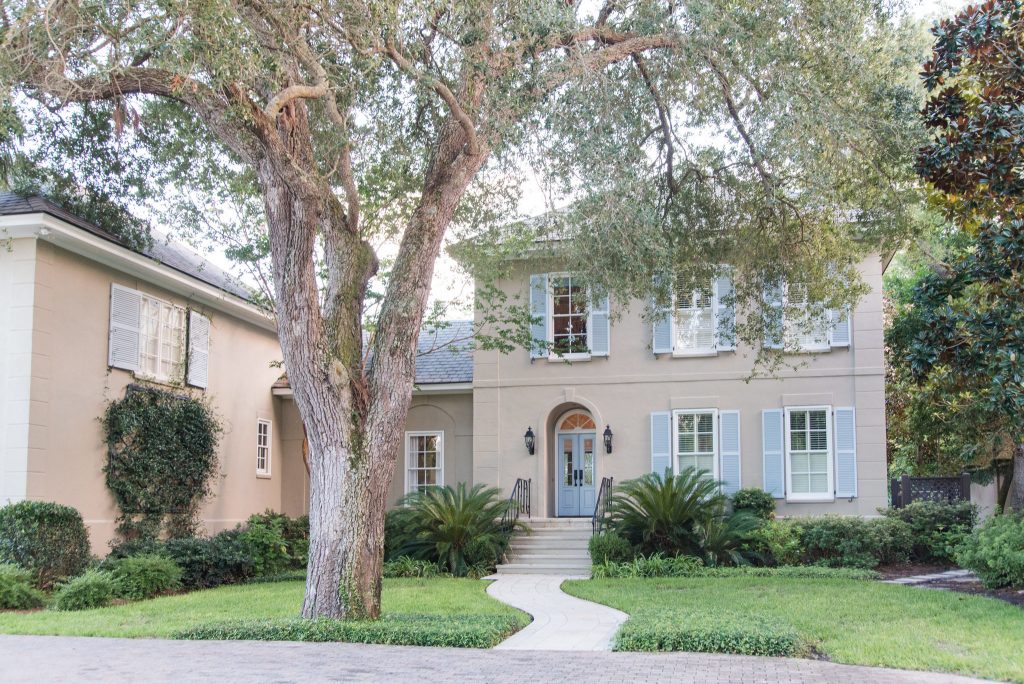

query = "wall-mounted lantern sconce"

[
  {"left": 524, "top": 427, "right": 536, "bottom": 455},
  {"left": 603, "top": 425, "right": 613, "bottom": 454}
]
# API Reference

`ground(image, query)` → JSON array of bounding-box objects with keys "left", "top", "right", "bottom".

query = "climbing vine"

[{"left": 102, "top": 385, "right": 222, "bottom": 540}]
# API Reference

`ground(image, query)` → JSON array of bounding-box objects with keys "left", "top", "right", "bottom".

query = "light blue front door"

[{"left": 556, "top": 432, "right": 597, "bottom": 517}]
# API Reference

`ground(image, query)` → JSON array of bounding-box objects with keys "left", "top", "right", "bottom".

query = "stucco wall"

[
  {"left": 25, "top": 240, "right": 287, "bottom": 552},
  {"left": 473, "top": 255, "right": 887, "bottom": 517}
]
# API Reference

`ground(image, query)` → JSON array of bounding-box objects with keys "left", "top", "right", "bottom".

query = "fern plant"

[{"left": 396, "top": 483, "right": 523, "bottom": 576}]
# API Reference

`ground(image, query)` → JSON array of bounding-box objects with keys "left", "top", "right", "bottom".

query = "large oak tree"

[{"left": 0, "top": 0, "right": 924, "bottom": 618}]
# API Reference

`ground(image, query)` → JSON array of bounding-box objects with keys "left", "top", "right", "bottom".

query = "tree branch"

[{"left": 265, "top": 81, "right": 329, "bottom": 119}]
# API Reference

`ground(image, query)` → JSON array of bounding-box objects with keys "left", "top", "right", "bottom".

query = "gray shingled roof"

[
  {"left": 415, "top": 320, "right": 473, "bottom": 384},
  {"left": 0, "top": 192, "right": 251, "bottom": 301}
]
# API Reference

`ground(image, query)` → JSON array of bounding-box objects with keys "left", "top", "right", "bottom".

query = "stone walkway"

[
  {"left": 485, "top": 574, "right": 627, "bottom": 650},
  {"left": 883, "top": 569, "right": 977, "bottom": 586},
  {"left": 0, "top": 635, "right": 995, "bottom": 683}
]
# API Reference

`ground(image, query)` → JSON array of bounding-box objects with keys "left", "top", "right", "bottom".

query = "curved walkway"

[
  {"left": 485, "top": 574, "right": 627, "bottom": 650},
  {"left": 0, "top": 635, "right": 994, "bottom": 683}
]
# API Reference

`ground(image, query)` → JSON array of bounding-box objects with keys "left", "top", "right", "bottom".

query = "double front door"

[{"left": 557, "top": 432, "right": 596, "bottom": 517}]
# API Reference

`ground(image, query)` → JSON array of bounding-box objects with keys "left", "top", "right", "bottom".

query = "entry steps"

[{"left": 496, "top": 517, "right": 592, "bottom": 576}]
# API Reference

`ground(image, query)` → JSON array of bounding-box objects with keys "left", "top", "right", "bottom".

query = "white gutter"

[{"left": 0, "top": 214, "right": 276, "bottom": 333}]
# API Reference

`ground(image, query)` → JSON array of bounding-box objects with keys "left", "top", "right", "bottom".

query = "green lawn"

[
  {"left": 564, "top": 577, "right": 1024, "bottom": 683},
  {"left": 0, "top": 578, "right": 528, "bottom": 646}
]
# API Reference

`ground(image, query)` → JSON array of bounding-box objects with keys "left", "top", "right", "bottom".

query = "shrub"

[
  {"left": 0, "top": 563, "right": 45, "bottom": 610},
  {"left": 164, "top": 529, "right": 254, "bottom": 590},
  {"left": 176, "top": 615, "right": 527, "bottom": 648},
  {"left": 52, "top": 569, "right": 117, "bottom": 611},
  {"left": 384, "top": 507, "right": 419, "bottom": 562},
  {"left": 592, "top": 553, "right": 704, "bottom": 578},
  {"left": 247, "top": 570, "right": 307, "bottom": 584},
  {"left": 588, "top": 533, "right": 635, "bottom": 563},
  {"left": 797, "top": 516, "right": 912, "bottom": 569},
  {"left": 695, "top": 507, "right": 763, "bottom": 566},
  {"left": 609, "top": 469, "right": 725, "bottom": 556},
  {"left": 107, "top": 537, "right": 166, "bottom": 561},
  {"left": 241, "top": 511, "right": 308, "bottom": 575},
  {"left": 591, "top": 556, "right": 878, "bottom": 580},
  {"left": 956, "top": 512, "right": 1024, "bottom": 589},
  {"left": 748, "top": 518, "right": 803, "bottom": 566},
  {"left": 108, "top": 554, "right": 182, "bottom": 600},
  {"left": 395, "top": 483, "right": 521, "bottom": 576},
  {"left": 882, "top": 501, "right": 977, "bottom": 564},
  {"left": 383, "top": 557, "right": 443, "bottom": 578},
  {"left": 731, "top": 488, "right": 776, "bottom": 520},
  {"left": 615, "top": 610, "right": 802, "bottom": 657},
  {"left": 0, "top": 501, "right": 91, "bottom": 587}
]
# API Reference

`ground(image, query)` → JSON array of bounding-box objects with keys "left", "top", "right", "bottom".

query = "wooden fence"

[{"left": 890, "top": 473, "right": 972, "bottom": 508}]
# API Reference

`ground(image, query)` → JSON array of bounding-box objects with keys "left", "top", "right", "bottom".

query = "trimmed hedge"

[
  {"left": 0, "top": 501, "right": 91, "bottom": 588},
  {"left": 588, "top": 533, "right": 635, "bottom": 564},
  {"left": 592, "top": 555, "right": 878, "bottom": 580},
  {"left": 956, "top": 512, "right": 1024, "bottom": 589},
  {"left": 615, "top": 610, "right": 802, "bottom": 656},
  {"left": 882, "top": 501, "right": 976, "bottom": 564},
  {"left": 163, "top": 530, "right": 254, "bottom": 590},
  {"left": 109, "top": 554, "right": 182, "bottom": 600},
  {"left": 0, "top": 563, "right": 45, "bottom": 610},
  {"left": 752, "top": 516, "right": 913, "bottom": 569},
  {"left": 731, "top": 488, "right": 776, "bottom": 520},
  {"left": 176, "top": 614, "right": 527, "bottom": 648},
  {"left": 52, "top": 569, "right": 117, "bottom": 611}
]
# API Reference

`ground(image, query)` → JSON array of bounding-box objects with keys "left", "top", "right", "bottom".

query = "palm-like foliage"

[
  {"left": 609, "top": 468, "right": 725, "bottom": 556},
  {"left": 396, "top": 483, "right": 522, "bottom": 576},
  {"left": 694, "top": 505, "right": 763, "bottom": 567}
]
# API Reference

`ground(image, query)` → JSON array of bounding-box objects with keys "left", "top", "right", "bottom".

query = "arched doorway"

[{"left": 554, "top": 410, "right": 597, "bottom": 517}]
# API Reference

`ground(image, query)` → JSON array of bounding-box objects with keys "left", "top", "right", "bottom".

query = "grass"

[
  {"left": 0, "top": 578, "right": 528, "bottom": 647},
  {"left": 564, "top": 576, "right": 1024, "bottom": 683}
]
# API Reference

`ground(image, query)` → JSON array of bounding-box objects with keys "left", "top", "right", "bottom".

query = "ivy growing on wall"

[{"left": 102, "top": 385, "right": 222, "bottom": 540}]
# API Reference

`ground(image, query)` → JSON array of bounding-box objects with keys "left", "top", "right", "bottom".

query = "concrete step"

[
  {"left": 507, "top": 553, "right": 591, "bottom": 563},
  {"left": 509, "top": 544, "right": 590, "bottom": 555},
  {"left": 496, "top": 562, "right": 592, "bottom": 575},
  {"left": 522, "top": 517, "right": 593, "bottom": 527},
  {"left": 519, "top": 528, "right": 593, "bottom": 536}
]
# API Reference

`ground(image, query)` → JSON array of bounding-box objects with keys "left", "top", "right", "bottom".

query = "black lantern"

[
  {"left": 603, "top": 425, "right": 613, "bottom": 454},
  {"left": 524, "top": 427, "right": 536, "bottom": 455}
]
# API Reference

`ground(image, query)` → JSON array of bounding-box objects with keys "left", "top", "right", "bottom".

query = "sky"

[{"left": 187, "top": 0, "right": 965, "bottom": 320}]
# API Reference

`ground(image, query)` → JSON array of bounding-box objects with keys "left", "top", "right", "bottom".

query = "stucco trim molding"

[{"left": 0, "top": 215, "right": 275, "bottom": 332}]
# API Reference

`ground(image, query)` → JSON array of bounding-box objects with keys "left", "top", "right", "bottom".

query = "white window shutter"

[
  {"left": 763, "top": 283, "right": 784, "bottom": 350},
  {"left": 762, "top": 409, "right": 785, "bottom": 498},
  {"left": 715, "top": 273, "right": 736, "bottom": 351},
  {"left": 589, "top": 290, "right": 610, "bottom": 357},
  {"left": 529, "top": 274, "right": 548, "bottom": 359},
  {"left": 829, "top": 306, "right": 851, "bottom": 348},
  {"left": 719, "top": 410, "right": 741, "bottom": 495},
  {"left": 108, "top": 284, "right": 141, "bottom": 371},
  {"left": 187, "top": 311, "right": 210, "bottom": 389},
  {"left": 834, "top": 407, "right": 857, "bottom": 497},
  {"left": 650, "top": 411, "right": 672, "bottom": 479}
]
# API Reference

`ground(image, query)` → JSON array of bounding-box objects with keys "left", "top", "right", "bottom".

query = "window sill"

[
  {"left": 256, "top": 472, "right": 272, "bottom": 480},
  {"left": 132, "top": 372, "right": 186, "bottom": 388},
  {"left": 672, "top": 349, "right": 719, "bottom": 358},
  {"left": 785, "top": 496, "right": 836, "bottom": 504},
  {"left": 547, "top": 354, "right": 592, "bottom": 363}
]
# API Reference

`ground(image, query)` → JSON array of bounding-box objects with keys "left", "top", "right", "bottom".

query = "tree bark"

[{"left": 1008, "top": 445, "right": 1024, "bottom": 512}]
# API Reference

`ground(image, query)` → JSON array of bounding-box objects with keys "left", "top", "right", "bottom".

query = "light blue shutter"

[
  {"left": 529, "top": 274, "right": 547, "bottom": 359},
  {"left": 651, "top": 276, "right": 673, "bottom": 354},
  {"left": 590, "top": 290, "right": 610, "bottom": 357},
  {"left": 835, "top": 407, "right": 857, "bottom": 497},
  {"left": 763, "top": 282, "right": 784, "bottom": 350},
  {"left": 719, "top": 410, "right": 741, "bottom": 495},
  {"left": 108, "top": 284, "right": 141, "bottom": 371},
  {"left": 762, "top": 409, "right": 785, "bottom": 498},
  {"left": 829, "top": 307, "right": 851, "bottom": 348},
  {"left": 716, "top": 273, "right": 736, "bottom": 351},
  {"left": 650, "top": 412, "right": 672, "bottom": 479}
]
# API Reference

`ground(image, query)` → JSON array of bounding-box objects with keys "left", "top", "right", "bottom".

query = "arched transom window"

[{"left": 559, "top": 412, "right": 596, "bottom": 431}]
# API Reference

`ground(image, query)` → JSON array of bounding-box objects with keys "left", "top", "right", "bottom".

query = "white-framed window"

[
  {"left": 405, "top": 431, "right": 444, "bottom": 494},
  {"left": 784, "top": 405, "right": 833, "bottom": 502},
  {"left": 256, "top": 419, "right": 272, "bottom": 477},
  {"left": 139, "top": 294, "right": 187, "bottom": 382},
  {"left": 672, "top": 409, "right": 718, "bottom": 481},
  {"left": 548, "top": 274, "right": 590, "bottom": 357},
  {"left": 784, "top": 284, "right": 830, "bottom": 352},
  {"left": 674, "top": 283, "right": 717, "bottom": 355}
]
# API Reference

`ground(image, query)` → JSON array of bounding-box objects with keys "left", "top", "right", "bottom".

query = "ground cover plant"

[
  {"left": 564, "top": 576, "right": 1024, "bottom": 683},
  {"left": 0, "top": 578, "right": 528, "bottom": 647}
]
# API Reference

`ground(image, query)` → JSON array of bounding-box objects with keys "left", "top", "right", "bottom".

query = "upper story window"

[
  {"left": 653, "top": 273, "right": 735, "bottom": 356},
  {"left": 675, "top": 285, "right": 717, "bottom": 354},
  {"left": 763, "top": 280, "right": 850, "bottom": 353},
  {"left": 256, "top": 419, "right": 272, "bottom": 477},
  {"left": 550, "top": 275, "right": 589, "bottom": 356},
  {"left": 140, "top": 295, "right": 187, "bottom": 382},
  {"left": 784, "top": 284, "right": 830, "bottom": 352}
]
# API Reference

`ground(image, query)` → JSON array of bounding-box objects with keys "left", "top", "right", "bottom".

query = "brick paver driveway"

[{"left": 0, "top": 635, "right": 993, "bottom": 683}]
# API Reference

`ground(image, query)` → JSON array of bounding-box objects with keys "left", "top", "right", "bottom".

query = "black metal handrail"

[
  {"left": 592, "top": 476, "right": 613, "bottom": 534},
  {"left": 501, "top": 478, "right": 531, "bottom": 533}
]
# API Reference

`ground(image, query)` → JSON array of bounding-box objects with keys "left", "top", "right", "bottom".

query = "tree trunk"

[{"left": 1007, "top": 445, "right": 1024, "bottom": 512}]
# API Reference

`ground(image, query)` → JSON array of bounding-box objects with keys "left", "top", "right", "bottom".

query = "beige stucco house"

[{"left": 1, "top": 193, "right": 887, "bottom": 552}]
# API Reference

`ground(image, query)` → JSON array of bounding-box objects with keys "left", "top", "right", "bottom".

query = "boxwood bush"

[
  {"left": 956, "top": 512, "right": 1024, "bottom": 589},
  {"left": 0, "top": 501, "right": 91, "bottom": 587},
  {"left": 164, "top": 530, "right": 254, "bottom": 590},
  {"left": 176, "top": 614, "right": 527, "bottom": 648},
  {"left": 109, "top": 554, "right": 182, "bottom": 600},
  {"left": 615, "top": 610, "right": 803, "bottom": 656},
  {"left": 882, "top": 501, "right": 977, "bottom": 564},
  {"left": 751, "top": 516, "right": 913, "bottom": 569},
  {"left": 588, "top": 533, "right": 635, "bottom": 564},
  {"left": 0, "top": 563, "right": 45, "bottom": 610},
  {"left": 731, "top": 488, "right": 776, "bottom": 520},
  {"left": 52, "top": 569, "right": 117, "bottom": 611},
  {"left": 240, "top": 511, "right": 309, "bottom": 576}
]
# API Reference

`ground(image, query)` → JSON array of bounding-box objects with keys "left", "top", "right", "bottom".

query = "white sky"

[{"left": 183, "top": 0, "right": 964, "bottom": 320}]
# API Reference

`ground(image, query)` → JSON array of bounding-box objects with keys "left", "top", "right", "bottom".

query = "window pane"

[
  {"left": 809, "top": 473, "right": 829, "bottom": 493},
  {"left": 792, "top": 473, "right": 810, "bottom": 494},
  {"left": 791, "top": 432, "right": 807, "bottom": 451},
  {"left": 790, "top": 411, "right": 806, "bottom": 431},
  {"left": 809, "top": 411, "right": 827, "bottom": 430},
  {"left": 696, "top": 454, "right": 714, "bottom": 475},
  {"left": 697, "top": 434, "right": 713, "bottom": 452},
  {"left": 680, "top": 414, "right": 695, "bottom": 432},
  {"left": 679, "top": 434, "right": 695, "bottom": 453},
  {"left": 697, "top": 414, "right": 713, "bottom": 433},
  {"left": 810, "top": 431, "right": 828, "bottom": 451}
]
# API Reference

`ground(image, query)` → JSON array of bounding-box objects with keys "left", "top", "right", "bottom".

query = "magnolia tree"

[{"left": 0, "top": 0, "right": 923, "bottom": 618}]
